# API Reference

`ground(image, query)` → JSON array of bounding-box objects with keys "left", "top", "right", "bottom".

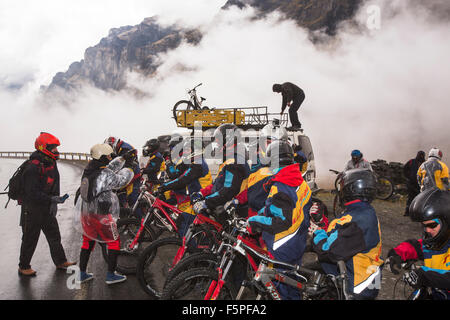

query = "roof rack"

[{"left": 174, "top": 106, "right": 289, "bottom": 130}]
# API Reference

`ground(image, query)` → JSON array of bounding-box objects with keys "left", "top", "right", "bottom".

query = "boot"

[{"left": 18, "top": 268, "right": 37, "bottom": 276}]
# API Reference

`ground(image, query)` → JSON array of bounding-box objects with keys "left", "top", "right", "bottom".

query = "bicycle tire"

[
  {"left": 136, "top": 236, "right": 190, "bottom": 298},
  {"left": 101, "top": 217, "right": 157, "bottom": 275},
  {"left": 164, "top": 252, "right": 218, "bottom": 288},
  {"left": 375, "top": 177, "right": 394, "bottom": 200},
  {"left": 332, "top": 193, "right": 344, "bottom": 218},
  {"left": 161, "top": 267, "right": 237, "bottom": 300},
  {"left": 172, "top": 100, "right": 195, "bottom": 120}
]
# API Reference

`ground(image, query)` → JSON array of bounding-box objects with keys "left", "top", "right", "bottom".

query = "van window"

[{"left": 297, "top": 136, "right": 314, "bottom": 161}]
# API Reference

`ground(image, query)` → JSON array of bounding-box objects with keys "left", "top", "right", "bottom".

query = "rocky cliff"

[{"left": 44, "top": 0, "right": 361, "bottom": 94}]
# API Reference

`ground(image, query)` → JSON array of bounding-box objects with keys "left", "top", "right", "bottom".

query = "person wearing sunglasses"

[{"left": 386, "top": 187, "right": 450, "bottom": 299}]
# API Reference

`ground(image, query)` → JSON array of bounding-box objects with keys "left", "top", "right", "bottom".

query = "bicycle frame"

[
  {"left": 126, "top": 189, "right": 183, "bottom": 252},
  {"left": 203, "top": 231, "right": 348, "bottom": 301},
  {"left": 187, "top": 83, "right": 203, "bottom": 109},
  {"left": 204, "top": 233, "right": 275, "bottom": 300},
  {"left": 170, "top": 212, "right": 223, "bottom": 268}
]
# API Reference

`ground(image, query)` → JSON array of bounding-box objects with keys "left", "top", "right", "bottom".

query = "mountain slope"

[{"left": 44, "top": 1, "right": 361, "bottom": 94}]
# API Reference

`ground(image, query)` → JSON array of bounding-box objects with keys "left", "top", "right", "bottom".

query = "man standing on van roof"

[{"left": 273, "top": 82, "right": 305, "bottom": 131}]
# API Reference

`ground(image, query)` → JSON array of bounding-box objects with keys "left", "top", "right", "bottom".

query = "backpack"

[
  {"left": 4, "top": 160, "right": 31, "bottom": 208},
  {"left": 79, "top": 168, "right": 103, "bottom": 203}
]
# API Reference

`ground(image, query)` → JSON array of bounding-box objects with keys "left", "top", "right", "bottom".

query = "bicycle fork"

[
  {"left": 127, "top": 211, "right": 152, "bottom": 251},
  {"left": 204, "top": 253, "right": 235, "bottom": 300}
]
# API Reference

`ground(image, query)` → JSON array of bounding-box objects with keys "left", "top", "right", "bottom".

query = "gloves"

[
  {"left": 190, "top": 192, "right": 204, "bottom": 204},
  {"left": 224, "top": 199, "right": 239, "bottom": 211},
  {"left": 193, "top": 200, "right": 208, "bottom": 214},
  {"left": 246, "top": 219, "right": 261, "bottom": 235},
  {"left": 309, "top": 202, "right": 325, "bottom": 225},
  {"left": 402, "top": 269, "right": 423, "bottom": 289},
  {"left": 387, "top": 249, "right": 403, "bottom": 275},
  {"left": 308, "top": 221, "right": 320, "bottom": 236}
]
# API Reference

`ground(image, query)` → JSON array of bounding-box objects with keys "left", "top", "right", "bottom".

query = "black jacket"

[
  {"left": 280, "top": 82, "right": 304, "bottom": 113},
  {"left": 22, "top": 151, "right": 60, "bottom": 209}
]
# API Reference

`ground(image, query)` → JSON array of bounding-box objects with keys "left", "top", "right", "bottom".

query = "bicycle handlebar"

[{"left": 329, "top": 169, "right": 340, "bottom": 174}]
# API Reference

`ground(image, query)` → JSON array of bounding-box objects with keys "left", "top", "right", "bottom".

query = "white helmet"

[
  {"left": 91, "top": 143, "right": 114, "bottom": 160},
  {"left": 428, "top": 147, "right": 443, "bottom": 160}
]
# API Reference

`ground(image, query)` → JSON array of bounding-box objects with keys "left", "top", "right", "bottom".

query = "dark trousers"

[
  {"left": 288, "top": 92, "right": 305, "bottom": 127},
  {"left": 19, "top": 206, "right": 67, "bottom": 269},
  {"left": 405, "top": 184, "right": 420, "bottom": 215}
]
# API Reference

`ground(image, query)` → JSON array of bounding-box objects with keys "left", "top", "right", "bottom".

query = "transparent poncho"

[{"left": 73, "top": 156, "right": 134, "bottom": 243}]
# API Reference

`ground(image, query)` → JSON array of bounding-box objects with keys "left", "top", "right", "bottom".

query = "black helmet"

[
  {"left": 266, "top": 140, "right": 295, "bottom": 167},
  {"left": 143, "top": 139, "right": 160, "bottom": 156},
  {"left": 168, "top": 133, "right": 183, "bottom": 150},
  {"left": 340, "top": 169, "right": 377, "bottom": 203},
  {"left": 213, "top": 123, "right": 241, "bottom": 149},
  {"left": 409, "top": 187, "right": 450, "bottom": 250}
]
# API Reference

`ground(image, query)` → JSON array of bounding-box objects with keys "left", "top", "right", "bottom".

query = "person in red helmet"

[{"left": 18, "top": 132, "right": 75, "bottom": 276}]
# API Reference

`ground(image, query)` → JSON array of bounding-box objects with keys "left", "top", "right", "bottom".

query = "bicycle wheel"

[
  {"left": 172, "top": 100, "right": 195, "bottom": 120},
  {"left": 164, "top": 252, "right": 218, "bottom": 288},
  {"left": 101, "top": 217, "right": 156, "bottom": 275},
  {"left": 375, "top": 177, "right": 394, "bottom": 200},
  {"left": 332, "top": 193, "right": 344, "bottom": 218},
  {"left": 161, "top": 267, "right": 237, "bottom": 300},
  {"left": 136, "top": 237, "right": 190, "bottom": 299}
]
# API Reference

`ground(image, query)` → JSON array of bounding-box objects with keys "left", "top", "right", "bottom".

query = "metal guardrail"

[{"left": 0, "top": 151, "right": 91, "bottom": 162}]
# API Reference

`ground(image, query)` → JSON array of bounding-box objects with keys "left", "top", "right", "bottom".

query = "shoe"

[
  {"left": 77, "top": 271, "right": 94, "bottom": 284},
  {"left": 105, "top": 272, "right": 127, "bottom": 285},
  {"left": 18, "top": 268, "right": 37, "bottom": 277},
  {"left": 56, "top": 261, "right": 77, "bottom": 270},
  {"left": 287, "top": 126, "right": 301, "bottom": 131}
]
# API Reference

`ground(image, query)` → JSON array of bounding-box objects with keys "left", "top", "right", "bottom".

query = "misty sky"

[{"left": 0, "top": 0, "right": 449, "bottom": 187}]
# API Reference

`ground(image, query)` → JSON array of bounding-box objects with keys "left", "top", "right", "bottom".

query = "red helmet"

[
  {"left": 104, "top": 136, "right": 120, "bottom": 152},
  {"left": 35, "top": 132, "right": 60, "bottom": 160}
]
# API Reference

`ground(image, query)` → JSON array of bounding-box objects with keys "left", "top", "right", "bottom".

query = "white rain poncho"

[{"left": 73, "top": 156, "right": 134, "bottom": 243}]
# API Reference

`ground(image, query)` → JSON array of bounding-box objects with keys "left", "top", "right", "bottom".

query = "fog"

[{"left": 1, "top": 0, "right": 449, "bottom": 188}]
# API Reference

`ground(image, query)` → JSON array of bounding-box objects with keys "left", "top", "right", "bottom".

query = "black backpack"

[{"left": 4, "top": 160, "right": 31, "bottom": 208}]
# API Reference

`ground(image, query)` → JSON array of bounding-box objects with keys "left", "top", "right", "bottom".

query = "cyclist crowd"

[{"left": 15, "top": 125, "right": 450, "bottom": 300}]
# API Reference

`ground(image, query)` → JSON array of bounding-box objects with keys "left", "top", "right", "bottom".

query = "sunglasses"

[{"left": 422, "top": 222, "right": 439, "bottom": 229}]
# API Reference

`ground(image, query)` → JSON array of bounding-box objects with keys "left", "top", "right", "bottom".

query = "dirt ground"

[{"left": 313, "top": 190, "right": 423, "bottom": 300}]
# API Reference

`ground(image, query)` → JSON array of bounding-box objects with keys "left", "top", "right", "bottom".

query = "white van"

[{"left": 161, "top": 125, "right": 318, "bottom": 193}]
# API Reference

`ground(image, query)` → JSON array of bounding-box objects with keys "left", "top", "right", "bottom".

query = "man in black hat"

[{"left": 273, "top": 82, "right": 305, "bottom": 131}]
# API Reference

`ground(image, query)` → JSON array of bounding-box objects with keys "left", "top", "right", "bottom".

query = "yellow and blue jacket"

[
  {"left": 417, "top": 158, "right": 449, "bottom": 191},
  {"left": 392, "top": 237, "right": 450, "bottom": 298},
  {"left": 202, "top": 155, "right": 249, "bottom": 209},
  {"left": 248, "top": 163, "right": 312, "bottom": 264},
  {"left": 313, "top": 200, "right": 383, "bottom": 297}
]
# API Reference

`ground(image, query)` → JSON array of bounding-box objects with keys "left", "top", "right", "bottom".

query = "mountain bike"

[
  {"left": 172, "top": 83, "right": 209, "bottom": 120},
  {"left": 389, "top": 259, "right": 449, "bottom": 300},
  {"left": 136, "top": 206, "right": 229, "bottom": 299},
  {"left": 101, "top": 177, "right": 183, "bottom": 274},
  {"left": 161, "top": 220, "right": 354, "bottom": 300}
]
